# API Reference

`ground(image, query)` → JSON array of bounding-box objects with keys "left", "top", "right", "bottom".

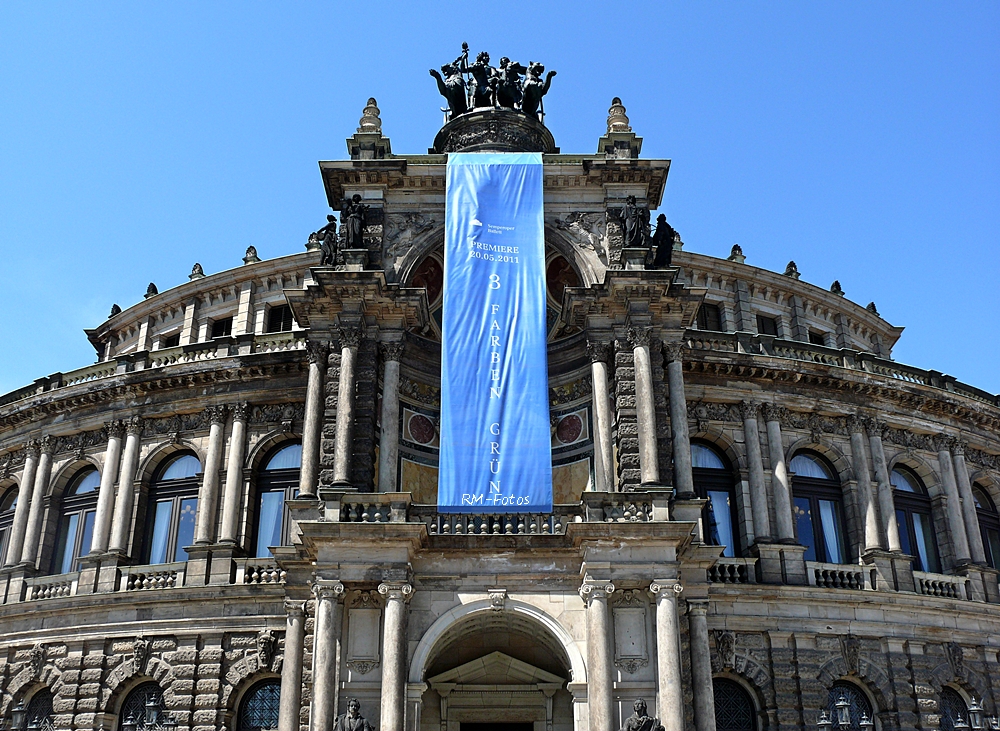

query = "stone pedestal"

[
  {"left": 184, "top": 545, "right": 212, "bottom": 587},
  {"left": 671, "top": 497, "right": 708, "bottom": 542},
  {"left": 621, "top": 247, "right": 648, "bottom": 270},
  {"left": 75, "top": 554, "right": 101, "bottom": 595},
  {"left": 751, "top": 543, "right": 808, "bottom": 586},
  {"left": 96, "top": 553, "right": 126, "bottom": 593},
  {"left": 209, "top": 545, "right": 240, "bottom": 585}
]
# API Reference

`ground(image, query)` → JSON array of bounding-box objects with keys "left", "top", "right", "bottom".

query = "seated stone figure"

[
  {"left": 333, "top": 698, "right": 375, "bottom": 731},
  {"left": 620, "top": 698, "right": 664, "bottom": 731}
]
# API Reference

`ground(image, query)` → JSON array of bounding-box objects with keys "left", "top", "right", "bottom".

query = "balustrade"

[
  {"left": 120, "top": 563, "right": 185, "bottom": 591},
  {"left": 913, "top": 570, "right": 970, "bottom": 600}
]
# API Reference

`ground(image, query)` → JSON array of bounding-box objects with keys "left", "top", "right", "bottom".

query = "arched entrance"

[{"left": 408, "top": 599, "right": 585, "bottom": 731}]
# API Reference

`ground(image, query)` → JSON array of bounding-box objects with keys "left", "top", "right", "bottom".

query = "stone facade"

[{"left": 0, "top": 97, "right": 998, "bottom": 731}]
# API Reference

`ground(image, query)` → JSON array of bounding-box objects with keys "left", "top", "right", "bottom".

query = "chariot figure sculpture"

[
  {"left": 520, "top": 62, "right": 557, "bottom": 116},
  {"left": 429, "top": 62, "right": 468, "bottom": 117}
]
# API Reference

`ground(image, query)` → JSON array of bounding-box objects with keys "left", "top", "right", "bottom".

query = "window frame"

[
  {"left": 755, "top": 314, "right": 779, "bottom": 337},
  {"left": 0, "top": 484, "right": 17, "bottom": 566},
  {"left": 51, "top": 468, "right": 101, "bottom": 575},
  {"left": 265, "top": 305, "right": 294, "bottom": 334},
  {"left": 974, "top": 484, "right": 1000, "bottom": 569},
  {"left": 143, "top": 454, "right": 202, "bottom": 566},
  {"left": 252, "top": 443, "right": 302, "bottom": 559},
  {"left": 891, "top": 467, "right": 941, "bottom": 573},
  {"left": 826, "top": 680, "right": 875, "bottom": 729},
  {"left": 237, "top": 678, "right": 282, "bottom": 731},
  {"left": 118, "top": 682, "right": 168, "bottom": 730},
  {"left": 713, "top": 677, "right": 758, "bottom": 731},
  {"left": 691, "top": 441, "right": 741, "bottom": 558},
  {"left": 211, "top": 316, "right": 234, "bottom": 339},
  {"left": 791, "top": 452, "right": 848, "bottom": 564},
  {"left": 808, "top": 330, "right": 826, "bottom": 346},
  {"left": 696, "top": 303, "right": 723, "bottom": 332}
]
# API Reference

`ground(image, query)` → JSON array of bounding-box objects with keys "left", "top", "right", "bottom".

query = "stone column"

[
  {"left": 952, "top": 441, "right": 987, "bottom": 565},
  {"left": 580, "top": 580, "right": 615, "bottom": 731},
  {"left": 687, "top": 599, "right": 717, "bottom": 731},
  {"left": 629, "top": 327, "right": 659, "bottom": 486},
  {"left": 378, "top": 341, "right": 404, "bottom": 493},
  {"left": 278, "top": 599, "right": 307, "bottom": 731},
  {"left": 588, "top": 341, "right": 615, "bottom": 492},
  {"left": 865, "top": 418, "right": 902, "bottom": 553},
  {"left": 194, "top": 405, "right": 228, "bottom": 545},
  {"left": 20, "top": 436, "right": 54, "bottom": 567},
  {"left": 299, "top": 340, "right": 329, "bottom": 498},
  {"left": 762, "top": 405, "right": 795, "bottom": 543},
  {"left": 4, "top": 441, "right": 39, "bottom": 567},
  {"left": 109, "top": 417, "right": 143, "bottom": 555},
  {"left": 664, "top": 341, "right": 693, "bottom": 497},
  {"left": 333, "top": 327, "right": 363, "bottom": 486},
  {"left": 90, "top": 420, "right": 125, "bottom": 554},
  {"left": 378, "top": 581, "right": 413, "bottom": 731},
  {"left": 847, "top": 415, "right": 882, "bottom": 553},
  {"left": 935, "top": 435, "right": 971, "bottom": 564},
  {"left": 738, "top": 401, "right": 771, "bottom": 543},
  {"left": 311, "top": 580, "right": 345, "bottom": 731},
  {"left": 649, "top": 580, "right": 685, "bottom": 731},
  {"left": 219, "top": 403, "right": 249, "bottom": 544}
]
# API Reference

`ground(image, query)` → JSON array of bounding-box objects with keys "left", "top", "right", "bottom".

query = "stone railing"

[
  {"left": 339, "top": 493, "right": 410, "bottom": 523},
  {"left": 24, "top": 572, "right": 79, "bottom": 600},
  {"left": 239, "top": 559, "right": 286, "bottom": 586},
  {"left": 708, "top": 557, "right": 758, "bottom": 585},
  {"left": 685, "top": 331, "right": 739, "bottom": 354},
  {"left": 120, "top": 563, "right": 185, "bottom": 591},
  {"left": 253, "top": 332, "right": 307, "bottom": 354},
  {"left": 418, "top": 509, "right": 579, "bottom": 536},
  {"left": 807, "top": 561, "right": 867, "bottom": 590},
  {"left": 914, "top": 570, "right": 970, "bottom": 600}
]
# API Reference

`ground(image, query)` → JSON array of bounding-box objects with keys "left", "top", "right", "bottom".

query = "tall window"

[
  {"left": 791, "top": 452, "right": 847, "bottom": 564},
  {"left": 692, "top": 442, "right": 739, "bottom": 557},
  {"left": 696, "top": 303, "right": 723, "bottom": 332},
  {"left": 211, "top": 316, "right": 234, "bottom": 338},
  {"left": 940, "top": 687, "right": 969, "bottom": 731},
  {"left": 0, "top": 485, "right": 17, "bottom": 565},
  {"left": 713, "top": 678, "right": 757, "bottom": 731},
  {"left": 23, "top": 689, "right": 54, "bottom": 731},
  {"left": 145, "top": 453, "right": 201, "bottom": 565},
  {"left": 254, "top": 443, "right": 301, "bottom": 558},
  {"left": 826, "top": 681, "right": 874, "bottom": 729},
  {"left": 755, "top": 314, "right": 778, "bottom": 337},
  {"left": 238, "top": 680, "right": 281, "bottom": 731},
  {"left": 266, "top": 305, "right": 294, "bottom": 333},
  {"left": 973, "top": 485, "right": 1000, "bottom": 570},
  {"left": 119, "top": 682, "right": 170, "bottom": 730},
  {"left": 891, "top": 466, "right": 941, "bottom": 573},
  {"left": 52, "top": 467, "right": 101, "bottom": 574}
]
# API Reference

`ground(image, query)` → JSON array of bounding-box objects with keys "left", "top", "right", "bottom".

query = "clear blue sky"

[{"left": 1, "top": 2, "right": 997, "bottom": 395}]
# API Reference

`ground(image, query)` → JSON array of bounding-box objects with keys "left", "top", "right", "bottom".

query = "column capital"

[
  {"left": 579, "top": 580, "right": 615, "bottom": 603},
  {"left": 205, "top": 404, "right": 229, "bottom": 426},
  {"left": 338, "top": 326, "right": 363, "bottom": 349},
  {"left": 662, "top": 340, "right": 685, "bottom": 363},
  {"left": 586, "top": 340, "right": 612, "bottom": 364},
  {"left": 39, "top": 435, "right": 55, "bottom": 455},
  {"left": 306, "top": 339, "right": 331, "bottom": 366},
  {"left": 125, "top": 416, "right": 144, "bottom": 437},
  {"left": 863, "top": 416, "right": 889, "bottom": 439},
  {"left": 312, "top": 579, "right": 346, "bottom": 601},
  {"left": 933, "top": 433, "right": 955, "bottom": 453},
  {"left": 378, "top": 581, "right": 413, "bottom": 602},
  {"left": 846, "top": 413, "right": 866, "bottom": 435},
  {"left": 649, "top": 580, "right": 683, "bottom": 598},
  {"left": 737, "top": 400, "right": 760, "bottom": 421},
  {"left": 627, "top": 326, "right": 652, "bottom": 348},
  {"left": 25, "top": 439, "right": 41, "bottom": 459},
  {"left": 231, "top": 402, "right": 251, "bottom": 422},
  {"left": 686, "top": 598, "right": 710, "bottom": 616},
  {"left": 379, "top": 341, "right": 405, "bottom": 362},
  {"left": 105, "top": 420, "right": 126, "bottom": 439},
  {"left": 284, "top": 599, "right": 308, "bottom": 618},
  {"left": 952, "top": 440, "right": 968, "bottom": 457},
  {"left": 760, "top": 403, "right": 786, "bottom": 424}
]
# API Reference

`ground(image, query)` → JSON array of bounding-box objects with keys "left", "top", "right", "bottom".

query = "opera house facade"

[{"left": 0, "top": 81, "right": 998, "bottom": 731}]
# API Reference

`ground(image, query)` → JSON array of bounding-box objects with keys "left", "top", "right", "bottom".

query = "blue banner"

[{"left": 438, "top": 152, "right": 553, "bottom": 513}]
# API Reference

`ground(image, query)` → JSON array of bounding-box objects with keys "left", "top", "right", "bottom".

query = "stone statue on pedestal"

[
  {"left": 620, "top": 699, "right": 664, "bottom": 731},
  {"left": 342, "top": 195, "right": 369, "bottom": 249},
  {"left": 619, "top": 195, "right": 650, "bottom": 249},
  {"left": 333, "top": 698, "right": 376, "bottom": 731},
  {"left": 649, "top": 213, "right": 677, "bottom": 269},
  {"left": 312, "top": 215, "right": 338, "bottom": 266},
  {"left": 521, "top": 62, "right": 557, "bottom": 116}
]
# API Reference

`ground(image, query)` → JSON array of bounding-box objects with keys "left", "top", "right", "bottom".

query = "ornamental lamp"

[
  {"left": 835, "top": 695, "right": 851, "bottom": 726},
  {"left": 955, "top": 715, "right": 971, "bottom": 730},
  {"left": 859, "top": 712, "right": 875, "bottom": 731},
  {"left": 969, "top": 697, "right": 984, "bottom": 730},
  {"left": 986, "top": 715, "right": 1000, "bottom": 730},
  {"left": 121, "top": 713, "right": 138, "bottom": 731},
  {"left": 817, "top": 710, "right": 832, "bottom": 730},
  {"left": 144, "top": 696, "right": 159, "bottom": 725},
  {"left": 11, "top": 701, "right": 26, "bottom": 731}
]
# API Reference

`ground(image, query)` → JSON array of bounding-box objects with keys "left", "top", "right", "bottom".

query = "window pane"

[
  {"left": 794, "top": 497, "right": 817, "bottom": 562},
  {"left": 174, "top": 498, "right": 198, "bottom": 562},
  {"left": 160, "top": 454, "right": 201, "bottom": 481},
  {"left": 912, "top": 512, "right": 940, "bottom": 573},
  {"left": 265, "top": 443, "right": 302, "bottom": 471},
  {"left": 707, "top": 490, "right": 735, "bottom": 558},
  {"left": 77, "top": 510, "right": 96, "bottom": 567},
  {"left": 790, "top": 453, "right": 834, "bottom": 480},
  {"left": 985, "top": 528, "right": 1000, "bottom": 570},
  {"left": 58, "top": 513, "right": 80, "bottom": 574},
  {"left": 890, "top": 468, "right": 919, "bottom": 493},
  {"left": 896, "top": 509, "right": 914, "bottom": 559},
  {"left": 256, "top": 491, "right": 285, "bottom": 558},
  {"left": 149, "top": 500, "right": 173, "bottom": 565},
  {"left": 692, "top": 443, "right": 727, "bottom": 470},
  {"left": 70, "top": 468, "right": 101, "bottom": 494},
  {"left": 0, "top": 527, "right": 8, "bottom": 566},
  {"left": 818, "top": 499, "right": 845, "bottom": 564}
]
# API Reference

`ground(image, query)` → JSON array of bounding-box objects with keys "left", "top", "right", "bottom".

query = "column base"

[
  {"left": 208, "top": 544, "right": 243, "bottom": 585},
  {"left": 97, "top": 552, "right": 128, "bottom": 593},
  {"left": 76, "top": 554, "right": 102, "bottom": 595},
  {"left": 955, "top": 564, "right": 1000, "bottom": 603},
  {"left": 750, "top": 542, "right": 808, "bottom": 585},
  {"left": 184, "top": 545, "right": 212, "bottom": 586}
]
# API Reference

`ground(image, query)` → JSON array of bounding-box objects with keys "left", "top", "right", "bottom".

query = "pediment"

[{"left": 427, "top": 651, "right": 565, "bottom": 686}]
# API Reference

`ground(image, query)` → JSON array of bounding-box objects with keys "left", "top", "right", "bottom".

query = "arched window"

[
  {"left": 118, "top": 682, "right": 171, "bottom": 730},
  {"left": 19, "top": 689, "right": 54, "bottom": 731},
  {"left": 145, "top": 453, "right": 201, "bottom": 565},
  {"left": 237, "top": 679, "right": 281, "bottom": 731},
  {"left": 939, "top": 687, "right": 969, "bottom": 731},
  {"left": 0, "top": 484, "right": 17, "bottom": 566},
  {"left": 713, "top": 678, "right": 757, "bottom": 731},
  {"left": 826, "top": 681, "right": 874, "bottom": 729},
  {"left": 891, "top": 467, "right": 941, "bottom": 573},
  {"left": 973, "top": 484, "right": 1000, "bottom": 569},
  {"left": 692, "top": 442, "right": 739, "bottom": 557},
  {"left": 253, "top": 443, "right": 301, "bottom": 558},
  {"left": 791, "top": 451, "right": 848, "bottom": 564},
  {"left": 52, "top": 467, "right": 101, "bottom": 574}
]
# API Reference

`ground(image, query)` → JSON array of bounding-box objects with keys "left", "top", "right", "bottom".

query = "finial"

[
  {"left": 243, "top": 245, "right": 261, "bottom": 265},
  {"left": 144, "top": 283, "right": 158, "bottom": 299},
  {"left": 109, "top": 304, "right": 122, "bottom": 318},
  {"left": 784, "top": 261, "right": 800, "bottom": 279},
  {"left": 607, "top": 97, "right": 631, "bottom": 133},
  {"left": 727, "top": 244, "right": 745, "bottom": 264},
  {"left": 866, "top": 301, "right": 879, "bottom": 315},
  {"left": 358, "top": 97, "right": 382, "bottom": 134},
  {"left": 831, "top": 280, "right": 845, "bottom": 296},
  {"left": 189, "top": 263, "right": 205, "bottom": 280}
]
